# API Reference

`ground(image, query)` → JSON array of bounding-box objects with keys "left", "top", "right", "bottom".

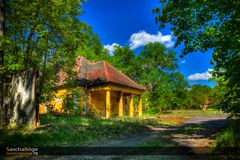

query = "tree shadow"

[
  {"left": 154, "top": 117, "right": 236, "bottom": 156},
  {"left": 4, "top": 69, "right": 37, "bottom": 127}
]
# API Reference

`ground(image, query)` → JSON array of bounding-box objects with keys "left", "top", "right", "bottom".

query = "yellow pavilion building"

[{"left": 40, "top": 56, "right": 145, "bottom": 118}]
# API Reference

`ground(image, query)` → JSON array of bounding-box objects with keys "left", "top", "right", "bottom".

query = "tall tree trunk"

[{"left": 0, "top": 0, "right": 5, "bottom": 127}]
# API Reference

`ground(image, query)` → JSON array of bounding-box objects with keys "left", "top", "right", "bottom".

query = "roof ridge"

[
  {"left": 91, "top": 61, "right": 102, "bottom": 65},
  {"left": 103, "top": 61, "right": 110, "bottom": 81},
  {"left": 103, "top": 61, "right": 144, "bottom": 89}
]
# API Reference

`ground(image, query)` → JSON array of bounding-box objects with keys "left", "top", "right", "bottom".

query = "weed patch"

[
  {"left": 0, "top": 114, "right": 148, "bottom": 146},
  {"left": 215, "top": 119, "right": 240, "bottom": 148},
  {"left": 175, "top": 124, "right": 204, "bottom": 134}
]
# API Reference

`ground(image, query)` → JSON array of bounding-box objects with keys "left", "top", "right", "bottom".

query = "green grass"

[
  {"left": 165, "top": 109, "right": 224, "bottom": 116},
  {"left": 141, "top": 117, "right": 179, "bottom": 127},
  {"left": 137, "top": 135, "right": 177, "bottom": 148},
  {"left": 175, "top": 124, "right": 204, "bottom": 134},
  {"left": 143, "top": 109, "right": 224, "bottom": 120},
  {"left": 0, "top": 114, "right": 148, "bottom": 146},
  {"left": 214, "top": 119, "right": 240, "bottom": 148}
]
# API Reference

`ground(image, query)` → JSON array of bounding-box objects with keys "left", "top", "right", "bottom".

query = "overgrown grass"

[
  {"left": 1, "top": 109, "right": 220, "bottom": 147},
  {"left": 141, "top": 117, "right": 185, "bottom": 126},
  {"left": 144, "top": 108, "right": 224, "bottom": 119},
  {"left": 0, "top": 114, "right": 149, "bottom": 146},
  {"left": 1, "top": 112, "right": 191, "bottom": 147},
  {"left": 215, "top": 119, "right": 240, "bottom": 148},
  {"left": 164, "top": 109, "right": 224, "bottom": 116},
  {"left": 175, "top": 124, "right": 204, "bottom": 134}
]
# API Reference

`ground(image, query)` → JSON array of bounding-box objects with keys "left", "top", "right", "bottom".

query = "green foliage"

[
  {"left": 144, "top": 107, "right": 161, "bottom": 116},
  {"left": 210, "top": 79, "right": 227, "bottom": 110},
  {"left": 154, "top": 0, "right": 240, "bottom": 117},
  {"left": 1, "top": 0, "right": 108, "bottom": 109},
  {"left": 189, "top": 84, "right": 213, "bottom": 109},
  {"left": 75, "top": 32, "right": 110, "bottom": 62},
  {"left": 109, "top": 43, "right": 191, "bottom": 113},
  {"left": 110, "top": 46, "right": 137, "bottom": 80},
  {"left": 215, "top": 120, "right": 240, "bottom": 148},
  {"left": 63, "top": 88, "right": 84, "bottom": 115},
  {"left": 138, "top": 42, "right": 188, "bottom": 111},
  {"left": 2, "top": 0, "right": 85, "bottom": 72}
]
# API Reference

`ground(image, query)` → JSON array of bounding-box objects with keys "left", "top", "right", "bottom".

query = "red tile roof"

[{"left": 61, "top": 56, "right": 145, "bottom": 90}]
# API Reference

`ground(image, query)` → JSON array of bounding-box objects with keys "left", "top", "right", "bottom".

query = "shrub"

[{"left": 215, "top": 120, "right": 240, "bottom": 148}]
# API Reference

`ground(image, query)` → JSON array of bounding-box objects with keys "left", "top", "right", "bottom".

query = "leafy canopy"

[
  {"left": 2, "top": 0, "right": 91, "bottom": 73},
  {"left": 154, "top": 0, "right": 240, "bottom": 117}
]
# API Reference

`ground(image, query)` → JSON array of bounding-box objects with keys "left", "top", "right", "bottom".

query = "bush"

[
  {"left": 144, "top": 107, "right": 161, "bottom": 115},
  {"left": 215, "top": 120, "right": 240, "bottom": 148}
]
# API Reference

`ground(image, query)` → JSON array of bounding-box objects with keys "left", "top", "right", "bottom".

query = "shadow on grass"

[
  {"left": 0, "top": 114, "right": 152, "bottom": 147},
  {"left": 136, "top": 116, "right": 234, "bottom": 156}
]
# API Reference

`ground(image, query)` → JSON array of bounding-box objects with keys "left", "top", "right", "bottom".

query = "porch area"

[{"left": 88, "top": 84, "right": 143, "bottom": 118}]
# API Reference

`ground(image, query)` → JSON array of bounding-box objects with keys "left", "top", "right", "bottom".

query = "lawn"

[{"left": 0, "top": 114, "right": 148, "bottom": 146}]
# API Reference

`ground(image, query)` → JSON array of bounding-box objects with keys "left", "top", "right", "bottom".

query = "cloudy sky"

[{"left": 80, "top": 0, "right": 215, "bottom": 87}]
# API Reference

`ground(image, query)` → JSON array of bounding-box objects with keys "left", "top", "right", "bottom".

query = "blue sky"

[{"left": 80, "top": 0, "right": 215, "bottom": 87}]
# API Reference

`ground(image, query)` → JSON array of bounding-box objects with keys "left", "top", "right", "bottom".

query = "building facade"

[{"left": 40, "top": 57, "right": 145, "bottom": 118}]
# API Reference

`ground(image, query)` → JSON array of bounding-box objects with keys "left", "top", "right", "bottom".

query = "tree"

[
  {"left": 0, "top": 0, "right": 103, "bottom": 125},
  {"left": 154, "top": 0, "right": 240, "bottom": 117},
  {"left": 75, "top": 31, "right": 110, "bottom": 62},
  {"left": 170, "top": 72, "right": 191, "bottom": 109},
  {"left": 110, "top": 46, "right": 139, "bottom": 80},
  {"left": 2, "top": 0, "right": 98, "bottom": 88},
  {"left": 210, "top": 84, "right": 226, "bottom": 111},
  {"left": 189, "top": 84, "right": 213, "bottom": 110},
  {"left": 138, "top": 42, "right": 181, "bottom": 111},
  {"left": 107, "top": 43, "right": 190, "bottom": 112},
  {"left": 3, "top": 0, "right": 87, "bottom": 72}
]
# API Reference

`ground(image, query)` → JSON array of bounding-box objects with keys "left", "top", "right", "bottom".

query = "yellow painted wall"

[
  {"left": 39, "top": 88, "right": 67, "bottom": 114},
  {"left": 88, "top": 90, "right": 106, "bottom": 117},
  {"left": 39, "top": 104, "right": 47, "bottom": 114},
  {"left": 39, "top": 83, "right": 143, "bottom": 118},
  {"left": 39, "top": 87, "right": 84, "bottom": 114}
]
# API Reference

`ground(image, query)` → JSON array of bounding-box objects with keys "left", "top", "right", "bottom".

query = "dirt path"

[
  {"left": 77, "top": 114, "right": 229, "bottom": 160},
  {"left": 89, "top": 114, "right": 229, "bottom": 147}
]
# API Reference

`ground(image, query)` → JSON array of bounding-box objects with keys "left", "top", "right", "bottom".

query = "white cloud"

[
  {"left": 104, "top": 43, "right": 120, "bottom": 55},
  {"left": 188, "top": 68, "right": 213, "bottom": 80},
  {"left": 129, "top": 31, "right": 174, "bottom": 50},
  {"left": 181, "top": 60, "right": 186, "bottom": 64}
]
